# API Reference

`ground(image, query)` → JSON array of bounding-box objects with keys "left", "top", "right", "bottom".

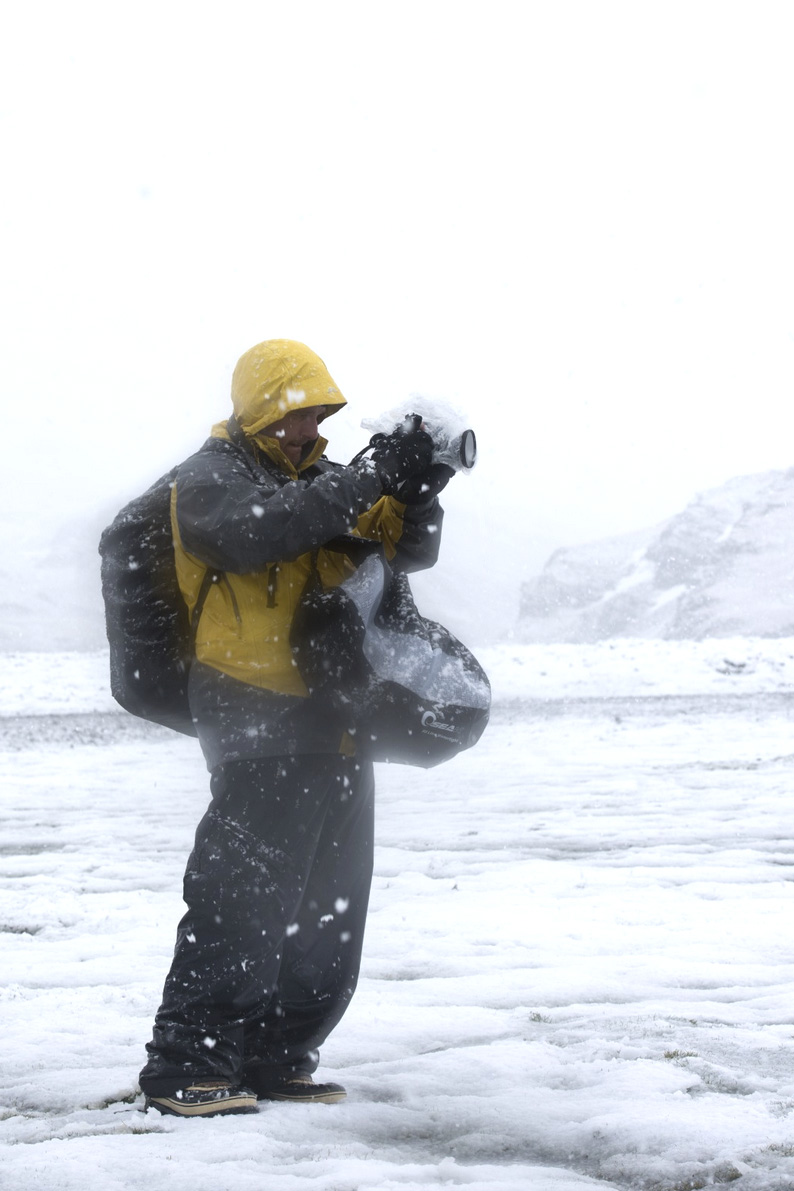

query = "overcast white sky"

[{"left": 2, "top": 0, "right": 793, "bottom": 595}]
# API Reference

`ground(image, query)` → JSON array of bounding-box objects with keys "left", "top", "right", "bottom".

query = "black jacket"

[{"left": 171, "top": 423, "right": 443, "bottom": 770}]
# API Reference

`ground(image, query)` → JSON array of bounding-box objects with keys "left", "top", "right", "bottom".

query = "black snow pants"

[{"left": 138, "top": 753, "right": 375, "bottom": 1097}]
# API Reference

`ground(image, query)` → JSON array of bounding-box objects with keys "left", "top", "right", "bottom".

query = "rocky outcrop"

[{"left": 519, "top": 469, "right": 794, "bottom": 642}]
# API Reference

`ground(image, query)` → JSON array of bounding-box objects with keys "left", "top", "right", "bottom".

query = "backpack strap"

[{"left": 190, "top": 568, "right": 221, "bottom": 649}]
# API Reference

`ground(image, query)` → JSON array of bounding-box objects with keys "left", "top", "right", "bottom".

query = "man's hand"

[
  {"left": 397, "top": 462, "right": 455, "bottom": 505},
  {"left": 368, "top": 429, "right": 434, "bottom": 496}
]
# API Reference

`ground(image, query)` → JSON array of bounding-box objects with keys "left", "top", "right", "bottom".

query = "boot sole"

[
  {"left": 258, "top": 1089, "right": 347, "bottom": 1104},
  {"left": 146, "top": 1094, "right": 259, "bottom": 1117}
]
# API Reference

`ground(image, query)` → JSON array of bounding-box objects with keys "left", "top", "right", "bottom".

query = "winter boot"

[
  {"left": 254, "top": 1075, "right": 346, "bottom": 1104},
  {"left": 145, "top": 1080, "right": 258, "bottom": 1117}
]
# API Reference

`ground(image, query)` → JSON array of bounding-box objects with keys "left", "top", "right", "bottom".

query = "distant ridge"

[{"left": 519, "top": 468, "right": 794, "bottom": 642}]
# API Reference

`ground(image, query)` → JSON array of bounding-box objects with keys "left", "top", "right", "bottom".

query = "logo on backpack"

[{"left": 420, "top": 706, "right": 457, "bottom": 736}]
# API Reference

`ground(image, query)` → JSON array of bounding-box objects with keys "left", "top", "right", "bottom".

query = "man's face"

[{"left": 263, "top": 406, "right": 327, "bottom": 465}]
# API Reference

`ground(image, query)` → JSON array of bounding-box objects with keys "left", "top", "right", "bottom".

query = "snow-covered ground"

[{"left": 2, "top": 641, "right": 794, "bottom": 1190}]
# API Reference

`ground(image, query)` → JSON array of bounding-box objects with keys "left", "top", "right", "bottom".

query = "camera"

[
  {"left": 358, "top": 400, "right": 478, "bottom": 473},
  {"left": 390, "top": 413, "right": 477, "bottom": 472}
]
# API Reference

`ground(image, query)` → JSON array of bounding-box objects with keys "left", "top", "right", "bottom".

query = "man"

[{"left": 139, "top": 339, "right": 449, "bottom": 1117}]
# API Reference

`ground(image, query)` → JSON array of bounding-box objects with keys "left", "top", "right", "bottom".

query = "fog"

[{"left": 2, "top": 2, "right": 794, "bottom": 647}]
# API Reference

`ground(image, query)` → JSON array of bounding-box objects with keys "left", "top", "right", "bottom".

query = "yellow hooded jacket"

[{"left": 171, "top": 340, "right": 440, "bottom": 701}]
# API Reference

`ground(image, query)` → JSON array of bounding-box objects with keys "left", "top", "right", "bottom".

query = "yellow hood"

[{"left": 230, "top": 339, "right": 347, "bottom": 438}]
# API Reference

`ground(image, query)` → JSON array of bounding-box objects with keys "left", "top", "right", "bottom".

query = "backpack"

[{"left": 98, "top": 467, "right": 215, "bottom": 736}]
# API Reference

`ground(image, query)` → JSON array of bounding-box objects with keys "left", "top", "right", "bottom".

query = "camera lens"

[{"left": 459, "top": 429, "right": 477, "bottom": 469}]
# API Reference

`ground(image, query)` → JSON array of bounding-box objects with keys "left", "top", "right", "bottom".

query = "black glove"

[
  {"left": 368, "top": 429, "right": 434, "bottom": 496},
  {"left": 397, "top": 462, "right": 455, "bottom": 505}
]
